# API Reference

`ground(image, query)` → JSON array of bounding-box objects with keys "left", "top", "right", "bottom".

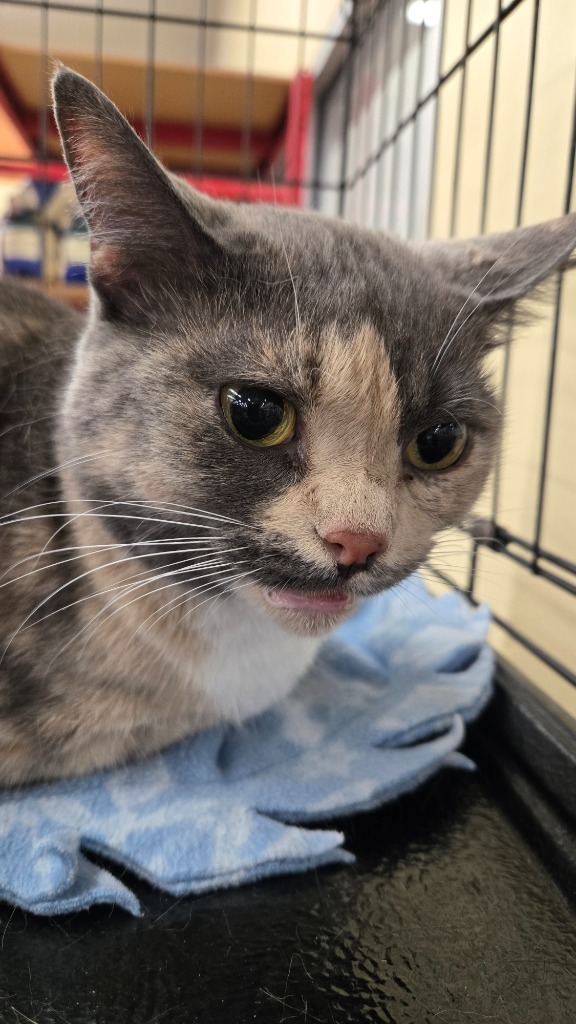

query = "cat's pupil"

[
  {"left": 227, "top": 387, "right": 285, "bottom": 441},
  {"left": 416, "top": 423, "right": 459, "bottom": 464}
]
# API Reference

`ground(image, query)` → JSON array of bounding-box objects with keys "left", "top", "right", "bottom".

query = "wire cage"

[{"left": 0, "top": 0, "right": 575, "bottom": 728}]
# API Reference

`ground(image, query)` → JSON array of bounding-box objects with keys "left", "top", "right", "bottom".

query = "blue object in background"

[
  {"left": 0, "top": 576, "right": 493, "bottom": 917},
  {"left": 64, "top": 262, "right": 88, "bottom": 283},
  {"left": 3, "top": 257, "right": 43, "bottom": 277}
]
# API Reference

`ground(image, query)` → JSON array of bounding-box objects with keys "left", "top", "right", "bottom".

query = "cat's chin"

[{"left": 252, "top": 586, "right": 357, "bottom": 636}]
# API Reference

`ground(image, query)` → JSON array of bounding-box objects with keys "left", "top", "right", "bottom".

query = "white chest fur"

[{"left": 190, "top": 594, "right": 324, "bottom": 725}]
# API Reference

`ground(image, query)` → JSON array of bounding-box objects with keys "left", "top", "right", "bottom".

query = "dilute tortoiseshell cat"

[{"left": 0, "top": 68, "right": 574, "bottom": 786}]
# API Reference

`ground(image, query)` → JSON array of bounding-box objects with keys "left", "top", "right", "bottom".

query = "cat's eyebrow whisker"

[
  {"left": 449, "top": 395, "right": 502, "bottom": 413},
  {"left": 0, "top": 449, "right": 119, "bottom": 501},
  {"left": 431, "top": 236, "right": 522, "bottom": 375}
]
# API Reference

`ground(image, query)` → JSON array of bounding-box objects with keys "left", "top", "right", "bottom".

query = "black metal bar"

[
  {"left": 407, "top": 19, "right": 427, "bottom": 239},
  {"left": 388, "top": 0, "right": 410, "bottom": 235},
  {"left": 531, "top": 77, "right": 576, "bottom": 568},
  {"left": 428, "top": 567, "right": 576, "bottom": 690},
  {"left": 144, "top": 0, "right": 156, "bottom": 148},
  {"left": 479, "top": 0, "right": 503, "bottom": 234},
  {"left": 294, "top": 0, "right": 309, "bottom": 193},
  {"left": 338, "top": 0, "right": 358, "bottom": 216},
  {"left": 347, "top": 0, "right": 527, "bottom": 192},
  {"left": 371, "top": 0, "right": 395, "bottom": 229},
  {"left": 492, "top": 526, "right": 576, "bottom": 579},
  {"left": 194, "top": 0, "right": 208, "bottom": 175},
  {"left": 358, "top": 0, "right": 380, "bottom": 224},
  {"left": 492, "top": 546, "right": 576, "bottom": 601},
  {"left": 94, "top": 0, "right": 103, "bottom": 88},
  {"left": 467, "top": 0, "right": 504, "bottom": 597},
  {"left": 38, "top": 0, "right": 48, "bottom": 165},
  {"left": 425, "top": 0, "right": 448, "bottom": 239},
  {"left": 0, "top": 0, "right": 351, "bottom": 42},
  {"left": 241, "top": 0, "right": 257, "bottom": 180},
  {"left": 490, "top": 0, "right": 540, "bottom": 527},
  {"left": 449, "top": 0, "right": 473, "bottom": 237}
]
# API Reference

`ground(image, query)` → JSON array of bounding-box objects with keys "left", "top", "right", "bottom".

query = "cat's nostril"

[{"left": 317, "top": 527, "right": 388, "bottom": 567}]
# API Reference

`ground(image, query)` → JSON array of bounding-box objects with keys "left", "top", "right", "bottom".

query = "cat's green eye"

[
  {"left": 405, "top": 422, "right": 468, "bottom": 471},
  {"left": 220, "top": 385, "right": 297, "bottom": 448}
]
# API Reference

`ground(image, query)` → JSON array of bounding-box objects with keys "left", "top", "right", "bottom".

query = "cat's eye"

[
  {"left": 405, "top": 422, "right": 467, "bottom": 471},
  {"left": 220, "top": 385, "right": 296, "bottom": 448}
]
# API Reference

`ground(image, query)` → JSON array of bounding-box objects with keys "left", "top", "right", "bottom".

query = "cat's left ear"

[
  {"left": 51, "top": 65, "right": 224, "bottom": 320},
  {"left": 418, "top": 214, "right": 576, "bottom": 309}
]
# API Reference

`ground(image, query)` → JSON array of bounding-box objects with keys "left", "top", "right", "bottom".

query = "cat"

[{"left": 0, "top": 67, "right": 574, "bottom": 786}]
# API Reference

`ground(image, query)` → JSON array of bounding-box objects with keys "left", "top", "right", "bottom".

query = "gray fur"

[{"left": 0, "top": 67, "right": 574, "bottom": 785}]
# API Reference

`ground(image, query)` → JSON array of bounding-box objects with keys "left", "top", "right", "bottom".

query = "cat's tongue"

[{"left": 264, "top": 589, "right": 350, "bottom": 614}]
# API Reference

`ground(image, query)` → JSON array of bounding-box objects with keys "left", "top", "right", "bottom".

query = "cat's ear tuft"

[
  {"left": 51, "top": 67, "right": 221, "bottom": 318},
  {"left": 419, "top": 214, "right": 576, "bottom": 309}
]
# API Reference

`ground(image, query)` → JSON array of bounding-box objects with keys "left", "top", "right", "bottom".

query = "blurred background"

[{"left": 0, "top": 0, "right": 575, "bottom": 723}]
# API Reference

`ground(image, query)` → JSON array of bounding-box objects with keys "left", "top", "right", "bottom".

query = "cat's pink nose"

[{"left": 318, "top": 528, "right": 388, "bottom": 566}]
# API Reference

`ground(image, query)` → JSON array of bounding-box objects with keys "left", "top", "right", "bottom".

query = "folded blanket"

[{"left": 0, "top": 577, "right": 493, "bottom": 916}]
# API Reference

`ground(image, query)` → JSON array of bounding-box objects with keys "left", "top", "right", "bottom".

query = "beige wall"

[{"left": 429, "top": 0, "right": 576, "bottom": 718}]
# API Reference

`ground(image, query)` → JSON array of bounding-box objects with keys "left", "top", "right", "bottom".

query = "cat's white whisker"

[
  {"left": 431, "top": 237, "right": 522, "bottom": 375},
  {"left": 42, "top": 562, "right": 250, "bottom": 670},
  {"left": 0, "top": 541, "right": 248, "bottom": 663},
  {"left": 0, "top": 542, "right": 246, "bottom": 590},
  {"left": 22, "top": 549, "right": 247, "bottom": 629},
  {"left": 70, "top": 562, "right": 253, "bottom": 661},
  {"left": 128, "top": 567, "right": 261, "bottom": 644},
  {"left": 0, "top": 449, "right": 119, "bottom": 502},
  {"left": 0, "top": 496, "right": 257, "bottom": 531},
  {"left": 0, "top": 511, "right": 228, "bottom": 532}
]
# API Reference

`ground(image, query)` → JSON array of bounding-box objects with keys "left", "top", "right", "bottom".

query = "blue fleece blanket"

[{"left": 0, "top": 577, "right": 493, "bottom": 916}]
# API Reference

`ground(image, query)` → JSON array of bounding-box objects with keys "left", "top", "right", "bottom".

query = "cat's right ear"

[{"left": 51, "top": 66, "right": 222, "bottom": 320}]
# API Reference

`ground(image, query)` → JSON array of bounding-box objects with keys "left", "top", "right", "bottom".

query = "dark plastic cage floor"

[{"left": 1, "top": 743, "right": 575, "bottom": 1024}]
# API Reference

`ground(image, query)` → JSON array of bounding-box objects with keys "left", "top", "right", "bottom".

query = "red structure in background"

[{"left": 0, "top": 69, "right": 314, "bottom": 207}]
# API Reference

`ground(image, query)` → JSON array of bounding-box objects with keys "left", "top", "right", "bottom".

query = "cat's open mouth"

[{"left": 262, "top": 587, "right": 352, "bottom": 616}]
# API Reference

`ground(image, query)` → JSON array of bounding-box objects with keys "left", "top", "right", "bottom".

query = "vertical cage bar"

[
  {"left": 448, "top": 0, "right": 473, "bottom": 238},
  {"left": 531, "top": 79, "right": 576, "bottom": 567},
  {"left": 95, "top": 0, "right": 104, "bottom": 88},
  {"left": 145, "top": 0, "right": 156, "bottom": 148},
  {"left": 371, "top": 0, "right": 395, "bottom": 228},
  {"left": 241, "top": 0, "right": 258, "bottom": 180},
  {"left": 194, "top": 0, "right": 208, "bottom": 175},
  {"left": 388, "top": 5, "right": 409, "bottom": 234},
  {"left": 467, "top": 0, "right": 504, "bottom": 596},
  {"left": 479, "top": 0, "right": 502, "bottom": 235},
  {"left": 407, "top": 20, "right": 427, "bottom": 239},
  {"left": 38, "top": 0, "right": 49, "bottom": 166},
  {"left": 338, "top": 0, "right": 358, "bottom": 217},
  {"left": 425, "top": 0, "right": 448, "bottom": 239},
  {"left": 358, "top": 3, "right": 380, "bottom": 223},
  {"left": 39, "top": 0, "right": 49, "bottom": 291},
  {"left": 490, "top": 0, "right": 541, "bottom": 528}
]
